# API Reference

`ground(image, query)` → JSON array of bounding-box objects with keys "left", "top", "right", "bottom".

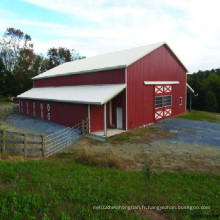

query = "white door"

[{"left": 117, "top": 107, "right": 123, "bottom": 129}]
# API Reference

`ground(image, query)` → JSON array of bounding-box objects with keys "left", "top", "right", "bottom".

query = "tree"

[
  {"left": 205, "top": 91, "right": 218, "bottom": 112},
  {"left": 0, "top": 57, "right": 16, "bottom": 96},
  {"left": 0, "top": 27, "right": 86, "bottom": 97},
  {"left": 47, "top": 47, "right": 85, "bottom": 69},
  {"left": 0, "top": 27, "right": 34, "bottom": 72}
]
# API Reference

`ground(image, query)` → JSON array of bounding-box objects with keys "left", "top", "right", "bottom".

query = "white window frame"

[
  {"left": 47, "top": 112, "right": 50, "bottom": 121},
  {"left": 155, "top": 96, "right": 163, "bottom": 109},
  {"left": 164, "top": 95, "right": 172, "bottom": 107},
  {"left": 179, "top": 97, "right": 182, "bottom": 105},
  {"left": 47, "top": 104, "right": 50, "bottom": 112}
]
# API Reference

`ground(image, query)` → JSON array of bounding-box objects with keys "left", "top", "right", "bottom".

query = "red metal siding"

[
  {"left": 90, "top": 104, "right": 110, "bottom": 132},
  {"left": 127, "top": 45, "right": 186, "bottom": 130},
  {"left": 34, "top": 69, "right": 125, "bottom": 87},
  {"left": 19, "top": 99, "right": 88, "bottom": 127},
  {"left": 89, "top": 90, "right": 126, "bottom": 132}
]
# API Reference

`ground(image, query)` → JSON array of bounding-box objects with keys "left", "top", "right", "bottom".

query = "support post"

[
  {"left": 24, "top": 133, "right": 27, "bottom": 159},
  {"left": 42, "top": 134, "right": 45, "bottom": 158},
  {"left": 2, "top": 129, "right": 6, "bottom": 154},
  {"left": 189, "top": 93, "right": 192, "bottom": 112},
  {"left": 109, "top": 101, "right": 112, "bottom": 126},
  {"left": 82, "top": 120, "right": 85, "bottom": 135},
  {"left": 86, "top": 118, "right": 89, "bottom": 134},
  {"left": 104, "top": 103, "right": 107, "bottom": 137}
]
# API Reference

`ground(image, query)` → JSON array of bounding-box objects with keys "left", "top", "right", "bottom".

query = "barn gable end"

[{"left": 127, "top": 45, "right": 186, "bottom": 129}]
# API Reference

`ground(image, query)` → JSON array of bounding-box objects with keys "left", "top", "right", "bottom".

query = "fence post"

[
  {"left": 2, "top": 129, "right": 6, "bottom": 154},
  {"left": 86, "top": 118, "right": 89, "bottom": 134},
  {"left": 41, "top": 135, "right": 45, "bottom": 158},
  {"left": 82, "top": 120, "right": 85, "bottom": 135},
  {"left": 24, "top": 133, "right": 27, "bottom": 159}
]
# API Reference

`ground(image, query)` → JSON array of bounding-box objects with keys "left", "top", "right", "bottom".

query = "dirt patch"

[
  {"left": 0, "top": 153, "right": 25, "bottom": 162},
  {"left": 134, "top": 209, "right": 170, "bottom": 220},
  {"left": 107, "top": 126, "right": 175, "bottom": 144},
  {"left": 67, "top": 137, "right": 220, "bottom": 174}
]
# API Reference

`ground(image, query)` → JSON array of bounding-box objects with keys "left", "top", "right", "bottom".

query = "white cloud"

[{"left": 3, "top": 0, "right": 220, "bottom": 72}]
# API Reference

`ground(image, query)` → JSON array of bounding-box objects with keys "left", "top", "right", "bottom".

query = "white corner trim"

[
  {"left": 88, "top": 104, "right": 90, "bottom": 133},
  {"left": 125, "top": 68, "right": 128, "bottom": 131},
  {"left": 144, "top": 81, "right": 179, "bottom": 85}
]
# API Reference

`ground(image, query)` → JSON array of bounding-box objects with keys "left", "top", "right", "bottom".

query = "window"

[
  {"left": 47, "top": 104, "right": 50, "bottom": 111},
  {"left": 179, "top": 97, "right": 182, "bottom": 105},
  {"left": 155, "top": 96, "right": 163, "bottom": 108},
  {"left": 47, "top": 113, "right": 50, "bottom": 121},
  {"left": 164, "top": 95, "right": 172, "bottom": 107}
]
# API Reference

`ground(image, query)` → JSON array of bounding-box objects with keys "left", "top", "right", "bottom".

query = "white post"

[
  {"left": 109, "top": 101, "right": 112, "bottom": 126},
  {"left": 104, "top": 103, "right": 107, "bottom": 137}
]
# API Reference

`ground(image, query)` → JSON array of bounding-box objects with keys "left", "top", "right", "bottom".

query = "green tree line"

[
  {"left": 187, "top": 69, "right": 220, "bottom": 113},
  {"left": 0, "top": 27, "right": 85, "bottom": 97}
]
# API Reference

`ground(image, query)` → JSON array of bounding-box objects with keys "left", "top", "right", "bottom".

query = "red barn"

[{"left": 18, "top": 42, "right": 187, "bottom": 136}]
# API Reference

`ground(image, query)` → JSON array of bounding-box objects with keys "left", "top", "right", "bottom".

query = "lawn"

[
  {"left": 0, "top": 154, "right": 219, "bottom": 219},
  {"left": 178, "top": 110, "right": 220, "bottom": 123},
  {"left": 0, "top": 96, "right": 11, "bottom": 105}
]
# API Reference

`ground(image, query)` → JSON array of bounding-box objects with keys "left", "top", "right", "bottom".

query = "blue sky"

[{"left": 0, "top": 0, "right": 220, "bottom": 73}]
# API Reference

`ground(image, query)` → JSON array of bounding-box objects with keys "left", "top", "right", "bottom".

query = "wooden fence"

[
  {"left": 0, "top": 118, "right": 89, "bottom": 158},
  {"left": 0, "top": 129, "right": 45, "bottom": 158},
  {"left": 0, "top": 105, "right": 19, "bottom": 115}
]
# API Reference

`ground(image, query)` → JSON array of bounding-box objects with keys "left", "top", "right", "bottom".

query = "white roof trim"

[
  {"left": 186, "top": 83, "right": 194, "bottom": 93},
  {"left": 144, "top": 81, "right": 179, "bottom": 85},
  {"left": 17, "top": 84, "right": 126, "bottom": 105}
]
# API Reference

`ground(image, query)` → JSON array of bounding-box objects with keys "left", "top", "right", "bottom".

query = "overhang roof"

[
  {"left": 33, "top": 42, "right": 188, "bottom": 80},
  {"left": 17, "top": 84, "right": 126, "bottom": 105}
]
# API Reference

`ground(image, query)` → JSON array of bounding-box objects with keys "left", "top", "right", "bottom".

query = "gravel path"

[
  {"left": 156, "top": 118, "right": 220, "bottom": 147},
  {"left": 3, "top": 114, "right": 68, "bottom": 135}
]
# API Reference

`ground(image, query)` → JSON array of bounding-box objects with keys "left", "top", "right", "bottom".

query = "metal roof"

[
  {"left": 17, "top": 84, "right": 126, "bottom": 105},
  {"left": 33, "top": 42, "right": 187, "bottom": 80}
]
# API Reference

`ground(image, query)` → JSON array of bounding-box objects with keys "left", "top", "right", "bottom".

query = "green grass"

[
  {"left": 0, "top": 96, "right": 11, "bottom": 105},
  {"left": 0, "top": 156, "right": 219, "bottom": 219},
  {"left": 178, "top": 110, "right": 220, "bottom": 123}
]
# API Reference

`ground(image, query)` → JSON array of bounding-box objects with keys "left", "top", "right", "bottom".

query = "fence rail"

[
  {"left": 0, "top": 118, "right": 90, "bottom": 158},
  {"left": 0, "top": 105, "right": 19, "bottom": 115},
  {"left": 44, "top": 118, "right": 89, "bottom": 157},
  {"left": 0, "top": 129, "right": 44, "bottom": 158}
]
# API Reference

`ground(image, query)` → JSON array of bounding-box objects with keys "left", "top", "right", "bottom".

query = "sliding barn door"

[{"left": 154, "top": 85, "right": 172, "bottom": 121}]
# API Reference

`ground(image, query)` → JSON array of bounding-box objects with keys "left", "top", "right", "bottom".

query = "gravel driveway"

[
  {"left": 3, "top": 114, "right": 68, "bottom": 135},
  {"left": 156, "top": 117, "right": 220, "bottom": 147}
]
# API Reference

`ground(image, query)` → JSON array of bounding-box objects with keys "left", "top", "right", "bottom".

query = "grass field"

[
  {"left": 178, "top": 110, "right": 220, "bottom": 123},
  {"left": 0, "top": 96, "right": 11, "bottom": 105},
  {"left": 0, "top": 154, "right": 219, "bottom": 219}
]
